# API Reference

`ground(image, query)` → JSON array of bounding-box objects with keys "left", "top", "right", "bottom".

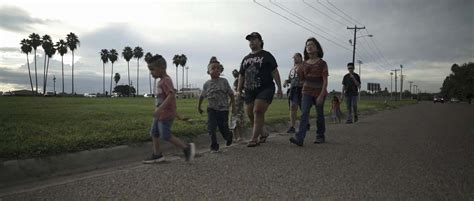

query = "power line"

[
  {"left": 253, "top": 0, "right": 351, "bottom": 51},
  {"left": 302, "top": 0, "right": 348, "bottom": 28},
  {"left": 316, "top": 0, "right": 354, "bottom": 26},
  {"left": 325, "top": 0, "right": 365, "bottom": 26},
  {"left": 270, "top": 0, "right": 349, "bottom": 44}
]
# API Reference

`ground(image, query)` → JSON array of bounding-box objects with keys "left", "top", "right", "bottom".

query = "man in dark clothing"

[{"left": 341, "top": 62, "right": 361, "bottom": 124}]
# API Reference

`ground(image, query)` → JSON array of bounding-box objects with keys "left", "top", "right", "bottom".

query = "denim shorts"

[
  {"left": 150, "top": 118, "right": 173, "bottom": 141},
  {"left": 244, "top": 86, "right": 275, "bottom": 104}
]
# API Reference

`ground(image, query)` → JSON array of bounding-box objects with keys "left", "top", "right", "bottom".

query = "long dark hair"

[{"left": 303, "top": 37, "right": 324, "bottom": 61}]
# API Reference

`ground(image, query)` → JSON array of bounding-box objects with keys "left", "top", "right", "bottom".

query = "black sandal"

[
  {"left": 259, "top": 135, "right": 269, "bottom": 143},
  {"left": 247, "top": 141, "right": 260, "bottom": 147}
]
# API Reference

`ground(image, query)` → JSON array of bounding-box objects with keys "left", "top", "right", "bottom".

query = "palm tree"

[
  {"left": 114, "top": 73, "right": 121, "bottom": 88},
  {"left": 122, "top": 46, "right": 133, "bottom": 96},
  {"left": 172, "top": 54, "right": 181, "bottom": 91},
  {"left": 66, "top": 32, "right": 80, "bottom": 95},
  {"left": 108, "top": 49, "right": 118, "bottom": 94},
  {"left": 144, "top": 52, "right": 153, "bottom": 94},
  {"left": 41, "top": 35, "right": 53, "bottom": 94},
  {"left": 55, "top": 39, "right": 68, "bottom": 94},
  {"left": 28, "top": 33, "right": 42, "bottom": 94},
  {"left": 100, "top": 49, "right": 109, "bottom": 95},
  {"left": 133, "top": 47, "right": 144, "bottom": 96},
  {"left": 44, "top": 43, "right": 56, "bottom": 94},
  {"left": 179, "top": 54, "right": 187, "bottom": 91},
  {"left": 20, "top": 39, "right": 34, "bottom": 93}
]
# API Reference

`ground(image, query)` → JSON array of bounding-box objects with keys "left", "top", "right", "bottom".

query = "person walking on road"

[
  {"left": 289, "top": 37, "right": 329, "bottom": 146},
  {"left": 198, "top": 58, "right": 235, "bottom": 153},
  {"left": 143, "top": 54, "right": 195, "bottom": 163},
  {"left": 237, "top": 32, "right": 283, "bottom": 147},
  {"left": 283, "top": 53, "right": 309, "bottom": 133},
  {"left": 341, "top": 62, "right": 361, "bottom": 124}
]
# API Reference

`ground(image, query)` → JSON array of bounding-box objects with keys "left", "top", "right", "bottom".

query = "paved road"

[{"left": 2, "top": 102, "right": 473, "bottom": 200}]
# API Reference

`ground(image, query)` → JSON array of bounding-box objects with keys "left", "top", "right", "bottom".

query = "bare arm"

[
  {"left": 317, "top": 75, "right": 328, "bottom": 105},
  {"left": 198, "top": 96, "right": 204, "bottom": 114},
  {"left": 272, "top": 68, "right": 283, "bottom": 97},
  {"left": 237, "top": 75, "right": 244, "bottom": 93},
  {"left": 155, "top": 90, "right": 176, "bottom": 117}
]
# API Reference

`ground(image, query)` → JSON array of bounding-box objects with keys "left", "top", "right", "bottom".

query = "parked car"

[
  {"left": 433, "top": 97, "right": 444, "bottom": 103},
  {"left": 44, "top": 92, "right": 54, "bottom": 96},
  {"left": 1, "top": 92, "right": 14, "bottom": 96},
  {"left": 450, "top": 98, "right": 460, "bottom": 103},
  {"left": 144, "top": 93, "right": 153, "bottom": 98},
  {"left": 111, "top": 92, "right": 119, "bottom": 98},
  {"left": 84, "top": 93, "right": 97, "bottom": 98}
]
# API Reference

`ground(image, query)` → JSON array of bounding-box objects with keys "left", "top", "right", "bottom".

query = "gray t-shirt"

[{"left": 201, "top": 77, "right": 233, "bottom": 111}]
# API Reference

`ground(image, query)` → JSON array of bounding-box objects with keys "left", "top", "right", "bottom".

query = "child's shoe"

[{"left": 143, "top": 153, "right": 166, "bottom": 164}]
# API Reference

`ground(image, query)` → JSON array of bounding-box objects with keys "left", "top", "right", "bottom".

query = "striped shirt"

[{"left": 297, "top": 59, "right": 329, "bottom": 97}]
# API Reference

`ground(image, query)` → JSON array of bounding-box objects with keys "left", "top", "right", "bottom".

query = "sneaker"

[
  {"left": 314, "top": 136, "right": 325, "bottom": 144},
  {"left": 289, "top": 137, "right": 303, "bottom": 146},
  {"left": 286, "top": 127, "right": 296, "bottom": 133},
  {"left": 183, "top": 143, "right": 195, "bottom": 162},
  {"left": 226, "top": 131, "right": 233, "bottom": 146},
  {"left": 210, "top": 149, "right": 221, "bottom": 153},
  {"left": 143, "top": 153, "right": 165, "bottom": 164}
]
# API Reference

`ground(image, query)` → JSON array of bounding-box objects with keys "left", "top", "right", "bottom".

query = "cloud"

[
  {"left": 0, "top": 5, "right": 53, "bottom": 32},
  {"left": 0, "top": 47, "right": 19, "bottom": 52}
]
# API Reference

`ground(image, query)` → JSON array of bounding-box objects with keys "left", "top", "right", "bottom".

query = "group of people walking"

[{"left": 142, "top": 32, "right": 361, "bottom": 163}]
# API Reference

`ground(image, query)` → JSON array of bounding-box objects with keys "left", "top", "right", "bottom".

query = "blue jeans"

[
  {"left": 207, "top": 108, "right": 231, "bottom": 150},
  {"left": 345, "top": 95, "right": 358, "bottom": 121},
  {"left": 296, "top": 94, "right": 326, "bottom": 142},
  {"left": 150, "top": 119, "right": 173, "bottom": 141}
]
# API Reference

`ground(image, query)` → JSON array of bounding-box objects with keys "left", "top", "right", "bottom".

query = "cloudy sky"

[{"left": 0, "top": 0, "right": 472, "bottom": 94}]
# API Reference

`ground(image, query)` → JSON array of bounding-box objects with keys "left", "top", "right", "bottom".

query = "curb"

[{"left": 0, "top": 121, "right": 288, "bottom": 189}]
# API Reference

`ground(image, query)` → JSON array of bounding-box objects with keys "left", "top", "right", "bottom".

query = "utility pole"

[
  {"left": 186, "top": 66, "right": 189, "bottom": 88},
  {"left": 53, "top": 75, "right": 56, "bottom": 95},
  {"left": 413, "top": 85, "right": 418, "bottom": 100},
  {"left": 347, "top": 25, "right": 366, "bottom": 64},
  {"left": 408, "top": 81, "right": 413, "bottom": 98},
  {"left": 400, "top": 65, "right": 403, "bottom": 100},
  {"left": 390, "top": 72, "right": 393, "bottom": 100},
  {"left": 391, "top": 69, "right": 399, "bottom": 101}
]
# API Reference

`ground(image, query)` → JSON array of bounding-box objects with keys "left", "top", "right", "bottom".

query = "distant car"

[
  {"left": 84, "top": 93, "right": 97, "bottom": 98},
  {"left": 144, "top": 93, "right": 153, "bottom": 98},
  {"left": 44, "top": 92, "right": 54, "bottom": 96},
  {"left": 450, "top": 98, "right": 460, "bottom": 103},
  {"left": 433, "top": 97, "right": 444, "bottom": 103},
  {"left": 111, "top": 92, "right": 119, "bottom": 98},
  {"left": 2, "top": 92, "right": 14, "bottom": 96}
]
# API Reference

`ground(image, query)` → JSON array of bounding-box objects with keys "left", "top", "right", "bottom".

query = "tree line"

[
  {"left": 441, "top": 62, "right": 474, "bottom": 103},
  {"left": 20, "top": 32, "right": 80, "bottom": 95}
]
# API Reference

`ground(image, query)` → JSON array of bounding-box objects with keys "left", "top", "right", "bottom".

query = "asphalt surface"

[{"left": 1, "top": 102, "right": 473, "bottom": 200}]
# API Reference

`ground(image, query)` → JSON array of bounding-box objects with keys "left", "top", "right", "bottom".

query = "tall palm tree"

[
  {"left": 100, "top": 49, "right": 109, "bottom": 95},
  {"left": 144, "top": 52, "right": 153, "bottom": 94},
  {"left": 122, "top": 46, "right": 133, "bottom": 96},
  {"left": 108, "top": 49, "right": 118, "bottom": 94},
  {"left": 41, "top": 35, "right": 52, "bottom": 94},
  {"left": 172, "top": 54, "right": 181, "bottom": 91},
  {"left": 179, "top": 54, "right": 187, "bottom": 91},
  {"left": 28, "top": 33, "right": 42, "bottom": 94},
  {"left": 20, "top": 39, "right": 34, "bottom": 93},
  {"left": 133, "top": 46, "right": 144, "bottom": 96},
  {"left": 44, "top": 43, "right": 56, "bottom": 94},
  {"left": 66, "top": 32, "right": 80, "bottom": 95},
  {"left": 55, "top": 39, "right": 68, "bottom": 94}
]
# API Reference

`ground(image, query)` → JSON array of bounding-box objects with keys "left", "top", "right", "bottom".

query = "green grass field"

[{"left": 0, "top": 96, "right": 416, "bottom": 160}]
